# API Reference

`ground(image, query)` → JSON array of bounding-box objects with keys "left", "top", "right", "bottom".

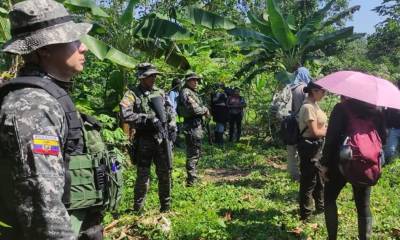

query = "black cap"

[{"left": 304, "top": 81, "right": 324, "bottom": 93}]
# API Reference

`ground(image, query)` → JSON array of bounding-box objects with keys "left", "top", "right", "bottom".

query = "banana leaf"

[
  {"left": 81, "top": 35, "right": 136, "bottom": 68},
  {"left": 247, "top": 11, "right": 272, "bottom": 35},
  {"left": 134, "top": 16, "right": 191, "bottom": 41},
  {"left": 228, "top": 28, "right": 279, "bottom": 51},
  {"left": 186, "top": 7, "right": 236, "bottom": 30},
  {"left": 119, "top": 0, "right": 140, "bottom": 25},
  {"left": 304, "top": 27, "right": 354, "bottom": 53},
  {"left": 296, "top": 0, "right": 336, "bottom": 45},
  {"left": 267, "top": 0, "right": 297, "bottom": 50},
  {"left": 63, "top": 0, "right": 109, "bottom": 18},
  {"left": 0, "top": 16, "right": 10, "bottom": 43}
]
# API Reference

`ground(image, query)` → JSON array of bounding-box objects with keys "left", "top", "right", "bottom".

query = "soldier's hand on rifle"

[{"left": 152, "top": 117, "right": 163, "bottom": 130}]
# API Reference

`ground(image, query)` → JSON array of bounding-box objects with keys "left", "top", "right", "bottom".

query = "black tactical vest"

[{"left": 0, "top": 76, "right": 84, "bottom": 205}]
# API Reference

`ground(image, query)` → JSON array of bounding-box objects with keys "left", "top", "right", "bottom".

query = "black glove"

[{"left": 151, "top": 117, "right": 163, "bottom": 131}]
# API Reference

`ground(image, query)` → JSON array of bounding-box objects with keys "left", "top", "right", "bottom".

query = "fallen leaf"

[
  {"left": 290, "top": 226, "right": 303, "bottom": 236},
  {"left": 224, "top": 211, "right": 232, "bottom": 221},
  {"left": 392, "top": 227, "right": 400, "bottom": 237}
]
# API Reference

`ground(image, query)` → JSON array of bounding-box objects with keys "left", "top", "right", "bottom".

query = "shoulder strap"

[
  {"left": 0, "top": 76, "right": 82, "bottom": 143},
  {"left": 300, "top": 126, "right": 308, "bottom": 137}
]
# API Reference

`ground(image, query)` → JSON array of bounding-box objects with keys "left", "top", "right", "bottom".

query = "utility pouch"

[{"left": 67, "top": 154, "right": 104, "bottom": 210}]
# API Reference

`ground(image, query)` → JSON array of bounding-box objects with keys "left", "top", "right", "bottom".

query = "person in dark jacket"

[
  {"left": 320, "top": 98, "right": 386, "bottom": 240},
  {"left": 227, "top": 87, "right": 246, "bottom": 142},
  {"left": 211, "top": 83, "right": 229, "bottom": 146}
]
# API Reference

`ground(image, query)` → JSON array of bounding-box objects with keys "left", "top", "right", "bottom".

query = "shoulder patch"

[
  {"left": 121, "top": 91, "right": 136, "bottom": 108},
  {"left": 32, "top": 134, "right": 60, "bottom": 156}
]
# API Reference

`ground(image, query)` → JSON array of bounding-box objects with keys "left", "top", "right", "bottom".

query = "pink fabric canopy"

[{"left": 315, "top": 71, "right": 400, "bottom": 109}]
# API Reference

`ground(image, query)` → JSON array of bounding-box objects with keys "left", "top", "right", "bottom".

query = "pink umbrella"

[{"left": 315, "top": 71, "right": 400, "bottom": 109}]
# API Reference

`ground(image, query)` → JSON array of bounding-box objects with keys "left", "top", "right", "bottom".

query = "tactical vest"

[
  {"left": 131, "top": 85, "right": 163, "bottom": 115},
  {"left": 0, "top": 76, "right": 123, "bottom": 211}
]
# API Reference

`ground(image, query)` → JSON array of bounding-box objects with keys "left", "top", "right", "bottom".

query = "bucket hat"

[
  {"left": 184, "top": 72, "right": 202, "bottom": 82},
  {"left": 2, "top": 0, "right": 92, "bottom": 54},
  {"left": 136, "top": 63, "right": 160, "bottom": 79}
]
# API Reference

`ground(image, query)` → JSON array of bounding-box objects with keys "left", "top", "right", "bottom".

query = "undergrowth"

[{"left": 103, "top": 136, "right": 400, "bottom": 240}]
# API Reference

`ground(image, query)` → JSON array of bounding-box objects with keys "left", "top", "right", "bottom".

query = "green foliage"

[
  {"left": 226, "top": 0, "right": 361, "bottom": 84},
  {"left": 63, "top": 0, "right": 109, "bottom": 17},
  {"left": 185, "top": 7, "right": 236, "bottom": 30},
  {"left": 0, "top": 221, "right": 10, "bottom": 228},
  {"left": 322, "top": 38, "right": 396, "bottom": 80},
  {"left": 104, "top": 140, "right": 400, "bottom": 239}
]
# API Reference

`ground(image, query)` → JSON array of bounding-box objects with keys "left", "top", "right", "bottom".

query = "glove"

[{"left": 151, "top": 117, "right": 163, "bottom": 130}]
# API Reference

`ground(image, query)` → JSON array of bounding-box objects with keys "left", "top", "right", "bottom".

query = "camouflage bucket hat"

[
  {"left": 185, "top": 72, "right": 202, "bottom": 82},
  {"left": 2, "top": 0, "right": 92, "bottom": 55},
  {"left": 136, "top": 63, "right": 160, "bottom": 79}
]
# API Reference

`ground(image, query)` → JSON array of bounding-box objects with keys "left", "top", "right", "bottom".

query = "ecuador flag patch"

[{"left": 32, "top": 135, "right": 60, "bottom": 156}]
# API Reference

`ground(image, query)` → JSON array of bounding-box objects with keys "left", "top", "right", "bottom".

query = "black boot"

[
  {"left": 358, "top": 217, "right": 372, "bottom": 240},
  {"left": 325, "top": 203, "right": 338, "bottom": 240},
  {"left": 160, "top": 204, "right": 171, "bottom": 213}
]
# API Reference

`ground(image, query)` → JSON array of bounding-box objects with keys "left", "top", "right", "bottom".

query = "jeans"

[
  {"left": 215, "top": 122, "right": 225, "bottom": 133},
  {"left": 384, "top": 128, "right": 400, "bottom": 164}
]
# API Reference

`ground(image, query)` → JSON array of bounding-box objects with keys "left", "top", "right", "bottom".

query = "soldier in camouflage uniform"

[
  {"left": 178, "top": 72, "right": 209, "bottom": 186},
  {"left": 0, "top": 0, "right": 105, "bottom": 239},
  {"left": 120, "top": 63, "right": 176, "bottom": 212}
]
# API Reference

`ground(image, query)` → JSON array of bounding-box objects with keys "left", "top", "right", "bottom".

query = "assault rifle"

[{"left": 150, "top": 96, "right": 173, "bottom": 169}]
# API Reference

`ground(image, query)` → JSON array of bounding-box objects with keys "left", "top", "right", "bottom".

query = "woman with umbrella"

[{"left": 316, "top": 71, "right": 393, "bottom": 240}]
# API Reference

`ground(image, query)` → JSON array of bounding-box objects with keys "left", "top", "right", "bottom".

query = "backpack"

[
  {"left": 176, "top": 90, "right": 186, "bottom": 118},
  {"left": 0, "top": 77, "right": 123, "bottom": 211},
  {"left": 279, "top": 111, "right": 307, "bottom": 145},
  {"left": 270, "top": 84, "right": 293, "bottom": 121},
  {"left": 270, "top": 83, "right": 304, "bottom": 121},
  {"left": 339, "top": 105, "right": 383, "bottom": 186}
]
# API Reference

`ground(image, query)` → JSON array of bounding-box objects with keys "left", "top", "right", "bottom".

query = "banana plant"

[
  {"left": 228, "top": 0, "right": 363, "bottom": 83},
  {"left": 0, "top": 7, "right": 10, "bottom": 44}
]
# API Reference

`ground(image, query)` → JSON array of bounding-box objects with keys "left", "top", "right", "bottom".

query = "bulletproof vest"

[
  {"left": 131, "top": 85, "right": 163, "bottom": 114},
  {"left": 0, "top": 76, "right": 123, "bottom": 211}
]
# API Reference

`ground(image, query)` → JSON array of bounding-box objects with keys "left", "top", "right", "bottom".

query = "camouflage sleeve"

[
  {"left": 181, "top": 89, "right": 208, "bottom": 116},
  {"left": 120, "top": 90, "right": 155, "bottom": 129},
  {"left": 0, "top": 88, "right": 74, "bottom": 239}
]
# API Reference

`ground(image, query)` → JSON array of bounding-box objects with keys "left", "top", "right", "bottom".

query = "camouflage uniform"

[
  {"left": 178, "top": 73, "right": 209, "bottom": 185},
  {"left": 120, "top": 63, "right": 176, "bottom": 212},
  {"left": 0, "top": 0, "right": 101, "bottom": 239},
  {"left": 0, "top": 70, "right": 74, "bottom": 239}
]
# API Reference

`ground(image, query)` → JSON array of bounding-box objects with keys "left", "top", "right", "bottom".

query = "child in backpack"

[
  {"left": 320, "top": 98, "right": 386, "bottom": 240},
  {"left": 297, "top": 82, "right": 327, "bottom": 221}
]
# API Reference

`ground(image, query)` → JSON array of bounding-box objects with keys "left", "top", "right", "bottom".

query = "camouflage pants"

[
  {"left": 134, "top": 136, "right": 171, "bottom": 211},
  {"left": 184, "top": 126, "right": 203, "bottom": 184}
]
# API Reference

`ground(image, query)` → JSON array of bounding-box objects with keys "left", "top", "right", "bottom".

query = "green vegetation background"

[{"left": 1, "top": 0, "right": 400, "bottom": 239}]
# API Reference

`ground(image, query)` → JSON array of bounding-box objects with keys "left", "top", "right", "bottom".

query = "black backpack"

[{"left": 280, "top": 112, "right": 307, "bottom": 145}]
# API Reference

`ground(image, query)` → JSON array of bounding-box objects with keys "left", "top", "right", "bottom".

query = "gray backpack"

[{"left": 270, "top": 84, "right": 294, "bottom": 121}]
